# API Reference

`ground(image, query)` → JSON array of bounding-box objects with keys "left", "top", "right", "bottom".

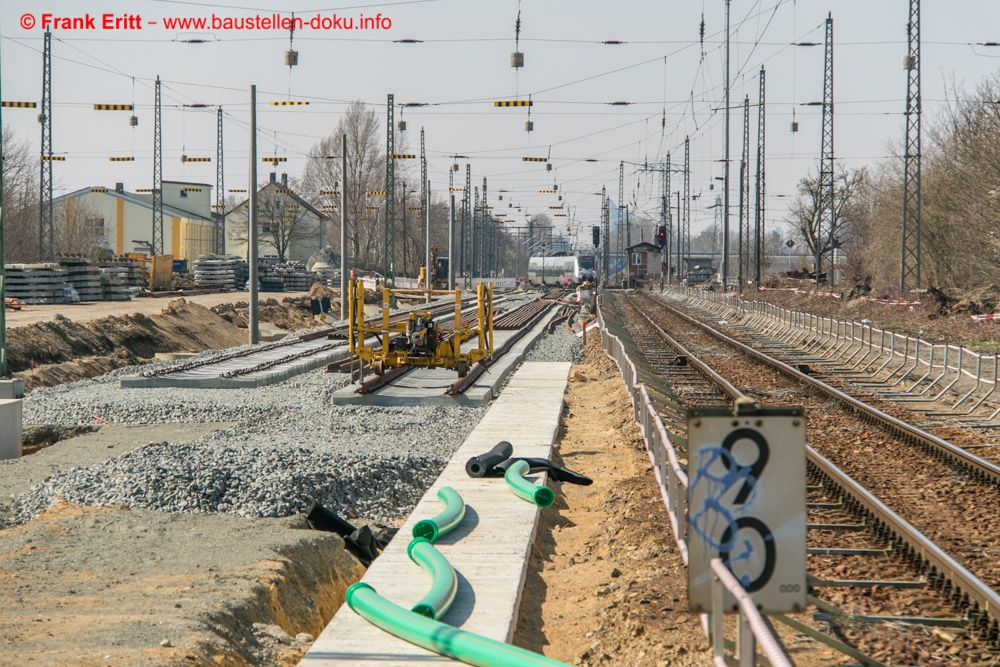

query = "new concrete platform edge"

[{"left": 300, "top": 361, "right": 572, "bottom": 666}]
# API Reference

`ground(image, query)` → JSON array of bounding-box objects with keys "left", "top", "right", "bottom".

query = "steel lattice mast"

[
  {"left": 755, "top": 67, "right": 766, "bottom": 285},
  {"left": 215, "top": 106, "right": 225, "bottom": 254},
  {"left": 722, "top": 0, "right": 732, "bottom": 290},
  {"left": 481, "top": 177, "right": 489, "bottom": 275},
  {"left": 419, "top": 126, "right": 427, "bottom": 277},
  {"left": 617, "top": 161, "right": 625, "bottom": 277},
  {"left": 662, "top": 154, "right": 671, "bottom": 283},
  {"left": 900, "top": 0, "right": 921, "bottom": 292},
  {"left": 38, "top": 30, "right": 54, "bottom": 262},
  {"left": 464, "top": 164, "right": 471, "bottom": 278},
  {"left": 817, "top": 13, "right": 835, "bottom": 287},
  {"left": 739, "top": 95, "right": 750, "bottom": 289},
  {"left": 601, "top": 185, "right": 609, "bottom": 284},
  {"left": 682, "top": 138, "right": 691, "bottom": 280},
  {"left": 152, "top": 75, "right": 164, "bottom": 255},
  {"left": 384, "top": 94, "right": 395, "bottom": 278},
  {"left": 1, "top": 43, "right": 7, "bottom": 377}
]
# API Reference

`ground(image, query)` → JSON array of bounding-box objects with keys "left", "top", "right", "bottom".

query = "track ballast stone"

[{"left": 12, "top": 294, "right": 575, "bottom": 529}]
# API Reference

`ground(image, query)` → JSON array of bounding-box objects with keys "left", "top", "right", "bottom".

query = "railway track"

[
  {"left": 353, "top": 295, "right": 566, "bottom": 397},
  {"left": 606, "top": 291, "right": 1000, "bottom": 665}
]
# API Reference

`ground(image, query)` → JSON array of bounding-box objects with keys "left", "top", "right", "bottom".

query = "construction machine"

[{"left": 348, "top": 280, "right": 493, "bottom": 377}]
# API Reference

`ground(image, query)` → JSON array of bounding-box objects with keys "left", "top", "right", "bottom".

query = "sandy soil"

[{"left": 514, "top": 334, "right": 712, "bottom": 665}]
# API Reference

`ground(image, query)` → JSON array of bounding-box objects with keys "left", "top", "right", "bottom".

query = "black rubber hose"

[
  {"left": 465, "top": 440, "right": 514, "bottom": 477},
  {"left": 306, "top": 501, "right": 358, "bottom": 536},
  {"left": 496, "top": 457, "right": 593, "bottom": 486}
]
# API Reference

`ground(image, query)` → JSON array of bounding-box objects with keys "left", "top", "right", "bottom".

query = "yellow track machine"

[{"left": 348, "top": 281, "right": 493, "bottom": 377}]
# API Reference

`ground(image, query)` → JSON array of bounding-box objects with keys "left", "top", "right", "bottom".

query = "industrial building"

[{"left": 50, "top": 181, "right": 217, "bottom": 259}]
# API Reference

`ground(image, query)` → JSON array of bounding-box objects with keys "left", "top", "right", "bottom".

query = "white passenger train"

[{"left": 526, "top": 253, "right": 594, "bottom": 287}]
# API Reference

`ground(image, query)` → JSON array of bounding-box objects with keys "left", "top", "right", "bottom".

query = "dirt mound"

[
  {"left": 307, "top": 283, "right": 338, "bottom": 300},
  {"left": 212, "top": 298, "right": 317, "bottom": 332},
  {"left": 7, "top": 299, "right": 249, "bottom": 390},
  {"left": 937, "top": 285, "right": 1000, "bottom": 316}
]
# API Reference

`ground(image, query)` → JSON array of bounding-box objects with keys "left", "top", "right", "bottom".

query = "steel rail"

[
  {"left": 641, "top": 293, "right": 1000, "bottom": 641},
  {"left": 655, "top": 296, "right": 1000, "bottom": 488},
  {"left": 446, "top": 300, "right": 559, "bottom": 396},
  {"left": 623, "top": 293, "right": 744, "bottom": 401},
  {"left": 808, "top": 448, "right": 1000, "bottom": 641}
]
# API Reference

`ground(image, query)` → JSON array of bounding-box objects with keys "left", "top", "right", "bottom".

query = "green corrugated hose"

[
  {"left": 412, "top": 486, "right": 466, "bottom": 543},
  {"left": 407, "top": 537, "right": 458, "bottom": 620},
  {"left": 346, "top": 582, "right": 572, "bottom": 667},
  {"left": 504, "top": 460, "right": 555, "bottom": 508}
]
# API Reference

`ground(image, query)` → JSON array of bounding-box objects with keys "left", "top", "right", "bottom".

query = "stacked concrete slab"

[
  {"left": 3, "top": 264, "right": 70, "bottom": 304},
  {"left": 193, "top": 255, "right": 244, "bottom": 289},
  {"left": 57, "top": 256, "right": 103, "bottom": 301}
]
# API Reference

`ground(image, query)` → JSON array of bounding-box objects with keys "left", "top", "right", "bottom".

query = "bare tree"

[
  {"left": 228, "top": 183, "right": 320, "bottom": 263},
  {"left": 2, "top": 126, "right": 39, "bottom": 262},
  {"left": 786, "top": 167, "right": 867, "bottom": 276},
  {"left": 57, "top": 197, "right": 107, "bottom": 257},
  {"left": 299, "top": 100, "right": 385, "bottom": 271}
]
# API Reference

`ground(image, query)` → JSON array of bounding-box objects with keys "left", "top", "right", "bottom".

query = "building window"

[
  {"left": 632, "top": 253, "right": 642, "bottom": 265},
  {"left": 180, "top": 190, "right": 188, "bottom": 198}
]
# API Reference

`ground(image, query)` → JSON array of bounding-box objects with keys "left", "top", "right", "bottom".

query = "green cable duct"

[
  {"left": 346, "top": 582, "right": 572, "bottom": 667},
  {"left": 503, "top": 460, "right": 555, "bottom": 508},
  {"left": 412, "top": 486, "right": 466, "bottom": 543},
  {"left": 407, "top": 537, "right": 458, "bottom": 620}
]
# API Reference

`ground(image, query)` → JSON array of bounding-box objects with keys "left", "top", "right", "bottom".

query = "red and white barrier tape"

[
  {"left": 859, "top": 297, "right": 922, "bottom": 306},
  {"left": 971, "top": 313, "right": 1000, "bottom": 322}
]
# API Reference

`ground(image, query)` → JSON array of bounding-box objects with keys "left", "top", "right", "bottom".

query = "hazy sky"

[{"left": 3, "top": 0, "right": 1000, "bottom": 245}]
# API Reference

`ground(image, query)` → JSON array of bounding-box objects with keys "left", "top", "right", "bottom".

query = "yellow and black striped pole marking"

[
  {"left": 367, "top": 190, "right": 386, "bottom": 196},
  {"left": 366, "top": 205, "right": 379, "bottom": 210},
  {"left": 538, "top": 189, "right": 556, "bottom": 194},
  {"left": 90, "top": 188, "right": 108, "bottom": 193},
  {"left": 136, "top": 188, "right": 153, "bottom": 193},
  {"left": 228, "top": 188, "right": 247, "bottom": 193},
  {"left": 263, "top": 157, "right": 288, "bottom": 163},
  {"left": 40, "top": 155, "right": 65, "bottom": 161},
  {"left": 448, "top": 187, "right": 464, "bottom": 192},
  {"left": 522, "top": 156, "right": 547, "bottom": 162},
  {"left": 407, "top": 206, "right": 422, "bottom": 211},
  {"left": 2, "top": 101, "right": 37, "bottom": 108},
  {"left": 320, "top": 190, "right": 339, "bottom": 195},
  {"left": 549, "top": 205, "right": 564, "bottom": 209},
  {"left": 390, "top": 154, "right": 415, "bottom": 159},
  {"left": 494, "top": 100, "right": 532, "bottom": 107},
  {"left": 94, "top": 104, "right": 133, "bottom": 111},
  {"left": 182, "top": 187, "right": 203, "bottom": 192},
  {"left": 270, "top": 101, "right": 310, "bottom": 106},
  {"left": 109, "top": 157, "right": 135, "bottom": 162},
  {"left": 181, "top": 156, "right": 211, "bottom": 162},
  {"left": 275, "top": 189, "right": 292, "bottom": 194}
]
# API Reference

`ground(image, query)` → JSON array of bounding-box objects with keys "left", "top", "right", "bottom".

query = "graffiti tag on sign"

[{"left": 687, "top": 407, "right": 806, "bottom": 614}]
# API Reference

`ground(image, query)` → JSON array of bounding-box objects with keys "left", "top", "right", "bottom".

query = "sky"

[{"left": 3, "top": 0, "right": 1000, "bottom": 249}]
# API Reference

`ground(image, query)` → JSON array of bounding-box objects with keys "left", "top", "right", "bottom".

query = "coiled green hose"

[
  {"left": 504, "top": 460, "right": 555, "bottom": 508},
  {"left": 412, "top": 486, "right": 466, "bottom": 543},
  {"left": 407, "top": 537, "right": 458, "bottom": 620},
  {"left": 346, "top": 582, "right": 572, "bottom": 666}
]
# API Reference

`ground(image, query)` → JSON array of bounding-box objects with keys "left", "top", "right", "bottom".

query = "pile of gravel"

[
  {"left": 524, "top": 327, "right": 583, "bottom": 364},
  {"left": 14, "top": 442, "right": 444, "bottom": 526}
]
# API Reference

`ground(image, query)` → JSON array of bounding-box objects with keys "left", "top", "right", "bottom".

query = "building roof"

[
  {"left": 227, "top": 181, "right": 330, "bottom": 221},
  {"left": 626, "top": 241, "right": 660, "bottom": 252},
  {"left": 51, "top": 186, "right": 214, "bottom": 222}
]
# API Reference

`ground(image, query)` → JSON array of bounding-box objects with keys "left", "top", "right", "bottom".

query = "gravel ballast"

[{"left": 10, "top": 302, "right": 580, "bottom": 530}]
